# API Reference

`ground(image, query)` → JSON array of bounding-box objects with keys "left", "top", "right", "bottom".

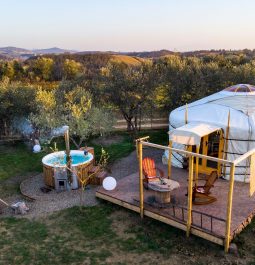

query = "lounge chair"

[
  {"left": 192, "top": 171, "right": 218, "bottom": 205},
  {"left": 142, "top": 157, "right": 164, "bottom": 188}
]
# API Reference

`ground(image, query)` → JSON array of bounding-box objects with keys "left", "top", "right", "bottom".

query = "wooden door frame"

[{"left": 187, "top": 129, "right": 224, "bottom": 176}]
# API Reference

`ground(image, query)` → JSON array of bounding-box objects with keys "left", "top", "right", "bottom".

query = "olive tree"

[
  {"left": 63, "top": 59, "right": 83, "bottom": 80},
  {"left": 102, "top": 61, "right": 156, "bottom": 133},
  {"left": 30, "top": 83, "right": 114, "bottom": 148},
  {"left": 0, "top": 77, "right": 36, "bottom": 136}
]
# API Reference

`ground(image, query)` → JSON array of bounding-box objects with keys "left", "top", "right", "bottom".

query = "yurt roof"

[
  {"left": 223, "top": 84, "right": 255, "bottom": 93},
  {"left": 176, "top": 84, "right": 255, "bottom": 117}
]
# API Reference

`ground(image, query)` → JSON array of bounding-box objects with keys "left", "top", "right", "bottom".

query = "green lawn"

[
  {"left": 0, "top": 203, "right": 255, "bottom": 264},
  {"left": 0, "top": 142, "right": 46, "bottom": 181}
]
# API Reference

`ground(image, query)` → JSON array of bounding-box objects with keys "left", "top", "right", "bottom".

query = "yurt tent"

[{"left": 163, "top": 84, "right": 255, "bottom": 182}]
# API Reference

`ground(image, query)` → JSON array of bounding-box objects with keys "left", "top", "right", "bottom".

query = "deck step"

[
  {"left": 88, "top": 166, "right": 100, "bottom": 174},
  {"left": 90, "top": 170, "right": 108, "bottom": 185}
]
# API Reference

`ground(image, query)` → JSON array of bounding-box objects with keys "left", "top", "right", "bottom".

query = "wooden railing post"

[
  {"left": 138, "top": 140, "right": 144, "bottom": 218},
  {"left": 187, "top": 155, "right": 194, "bottom": 237},
  {"left": 224, "top": 163, "right": 235, "bottom": 252},
  {"left": 195, "top": 145, "right": 199, "bottom": 185},
  {"left": 168, "top": 140, "right": 172, "bottom": 179},
  {"left": 223, "top": 111, "right": 231, "bottom": 178}
]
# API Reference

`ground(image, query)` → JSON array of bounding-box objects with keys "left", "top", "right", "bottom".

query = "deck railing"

[
  {"left": 168, "top": 204, "right": 226, "bottom": 237},
  {"left": 136, "top": 137, "right": 255, "bottom": 252}
]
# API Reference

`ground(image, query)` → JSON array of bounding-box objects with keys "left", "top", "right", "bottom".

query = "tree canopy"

[{"left": 2, "top": 50, "right": 255, "bottom": 138}]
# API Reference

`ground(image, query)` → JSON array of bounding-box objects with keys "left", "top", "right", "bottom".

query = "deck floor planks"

[{"left": 96, "top": 165, "right": 255, "bottom": 242}]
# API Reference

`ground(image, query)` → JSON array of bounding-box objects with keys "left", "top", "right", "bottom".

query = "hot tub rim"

[{"left": 42, "top": 150, "right": 93, "bottom": 168}]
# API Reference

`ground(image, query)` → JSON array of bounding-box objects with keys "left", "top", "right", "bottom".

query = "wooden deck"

[{"left": 96, "top": 165, "right": 255, "bottom": 246}]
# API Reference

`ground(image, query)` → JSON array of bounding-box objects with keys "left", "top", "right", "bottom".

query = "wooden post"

[
  {"left": 224, "top": 163, "right": 235, "bottom": 252},
  {"left": 168, "top": 140, "right": 172, "bottom": 179},
  {"left": 185, "top": 103, "right": 188, "bottom": 124},
  {"left": 223, "top": 111, "right": 231, "bottom": 178},
  {"left": 187, "top": 155, "right": 194, "bottom": 237},
  {"left": 64, "top": 128, "right": 72, "bottom": 185},
  {"left": 218, "top": 130, "right": 224, "bottom": 175},
  {"left": 195, "top": 145, "right": 199, "bottom": 185},
  {"left": 138, "top": 140, "right": 144, "bottom": 218}
]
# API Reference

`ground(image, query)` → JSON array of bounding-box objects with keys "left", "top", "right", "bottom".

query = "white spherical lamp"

[
  {"left": 33, "top": 144, "right": 41, "bottom": 153},
  {"left": 103, "top": 176, "right": 117, "bottom": 191}
]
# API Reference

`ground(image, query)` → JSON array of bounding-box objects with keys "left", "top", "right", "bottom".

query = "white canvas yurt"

[{"left": 163, "top": 84, "right": 255, "bottom": 182}]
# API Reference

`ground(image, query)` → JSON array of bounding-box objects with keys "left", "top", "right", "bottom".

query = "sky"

[{"left": 1, "top": 0, "right": 255, "bottom": 52}]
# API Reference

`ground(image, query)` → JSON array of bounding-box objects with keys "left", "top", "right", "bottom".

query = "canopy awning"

[{"left": 168, "top": 122, "right": 222, "bottom": 145}]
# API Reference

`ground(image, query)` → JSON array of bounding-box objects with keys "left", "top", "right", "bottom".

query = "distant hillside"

[
  {"left": 110, "top": 55, "right": 144, "bottom": 65},
  {"left": 0, "top": 46, "right": 34, "bottom": 59},
  {"left": 0, "top": 54, "right": 8, "bottom": 60},
  {"left": 123, "top": 49, "right": 176, "bottom": 58},
  {"left": 28, "top": 53, "right": 145, "bottom": 67},
  {"left": 0, "top": 46, "right": 76, "bottom": 59},
  {"left": 0, "top": 47, "right": 176, "bottom": 60},
  {"left": 0, "top": 46, "right": 30, "bottom": 54},
  {"left": 2, "top": 46, "right": 255, "bottom": 61},
  {"left": 33, "top": 47, "right": 76, "bottom": 55}
]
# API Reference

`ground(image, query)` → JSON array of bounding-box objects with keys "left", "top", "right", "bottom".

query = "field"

[
  {"left": 0, "top": 130, "right": 255, "bottom": 264},
  {"left": 1, "top": 203, "right": 255, "bottom": 265}
]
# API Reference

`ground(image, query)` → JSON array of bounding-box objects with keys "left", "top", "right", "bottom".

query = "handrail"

[
  {"left": 233, "top": 148, "right": 255, "bottom": 166},
  {"left": 141, "top": 141, "right": 232, "bottom": 165},
  {"left": 168, "top": 203, "right": 226, "bottom": 236}
]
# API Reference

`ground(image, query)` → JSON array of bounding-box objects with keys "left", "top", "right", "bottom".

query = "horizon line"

[{"left": 1, "top": 45, "right": 255, "bottom": 54}]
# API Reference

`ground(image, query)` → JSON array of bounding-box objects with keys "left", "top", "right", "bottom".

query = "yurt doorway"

[
  {"left": 169, "top": 123, "right": 224, "bottom": 175},
  {"left": 189, "top": 130, "right": 224, "bottom": 175}
]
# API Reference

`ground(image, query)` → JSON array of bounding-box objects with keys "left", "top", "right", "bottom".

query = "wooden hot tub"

[{"left": 42, "top": 150, "right": 94, "bottom": 188}]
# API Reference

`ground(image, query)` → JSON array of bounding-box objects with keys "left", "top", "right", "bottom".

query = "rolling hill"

[
  {"left": 0, "top": 46, "right": 76, "bottom": 59},
  {"left": 109, "top": 55, "right": 144, "bottom": 65}
]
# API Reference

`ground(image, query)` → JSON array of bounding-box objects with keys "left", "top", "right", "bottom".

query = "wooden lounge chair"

[
  {"left": 142, "top": 157, "right": 164, "bottom": 188},
  {"left": 192, "top": 171, "right": 218, "bottom": 205}
]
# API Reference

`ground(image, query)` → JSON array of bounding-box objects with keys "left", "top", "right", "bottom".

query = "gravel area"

[
  {"left": 0, "top": 147, "right": 164, "bottom": 219},
  {"left": 21, "top": 174, "right": 98, "bottom": 216},
  {"left": 1, "top": 174, "right": 98, "bottom": 219},
  {"left": 110, "top": 148, "right": 164, "bottom": 180}
]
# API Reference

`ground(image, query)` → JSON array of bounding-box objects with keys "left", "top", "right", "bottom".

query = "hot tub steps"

[{"left": 89, "top": 166, "right": 108, "bottom": 185}]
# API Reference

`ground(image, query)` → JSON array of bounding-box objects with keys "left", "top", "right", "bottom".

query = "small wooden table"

[{"left": 148, "top": 179, "right": 180, "bottom": 203}]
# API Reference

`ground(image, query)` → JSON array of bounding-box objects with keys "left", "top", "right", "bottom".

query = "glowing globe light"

[
  {"left": 103, "top": 176, "right": 117, "bottom": 191},
  {"left": 33, "top": 144, "right": 41, "bottom": 153}
]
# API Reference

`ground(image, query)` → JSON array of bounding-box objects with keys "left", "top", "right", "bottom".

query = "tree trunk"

[
  {"left": 134, "top": 116, "right": 138, "bottom": 130},
  {"left": 127, "top": 120, "right": 132, "bottom": 131},
  {"left": 139, "top": 107, "right": 142, "bottom": 131},
  {"left": 70, "top": 136, "right": 80, "bottom": 149},
  {"left": 4, "top": 120, "right": 8, "bottom": 136},
  {"left": 121, "top": 110, "right": 138, "bottom": 135}
]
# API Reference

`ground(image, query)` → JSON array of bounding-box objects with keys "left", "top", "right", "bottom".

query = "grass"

[
  {"left": 91, "top": 129, "right": 168, "bottom": 163},
  {"left": 0, "top": 204, "right": 205, "bottom": 264},
  {"left": 0, "top": 142, "right": 46, "bottom": 181},
  {"left": 1, "top": 203, "right": 255, "bottom": 264}
]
